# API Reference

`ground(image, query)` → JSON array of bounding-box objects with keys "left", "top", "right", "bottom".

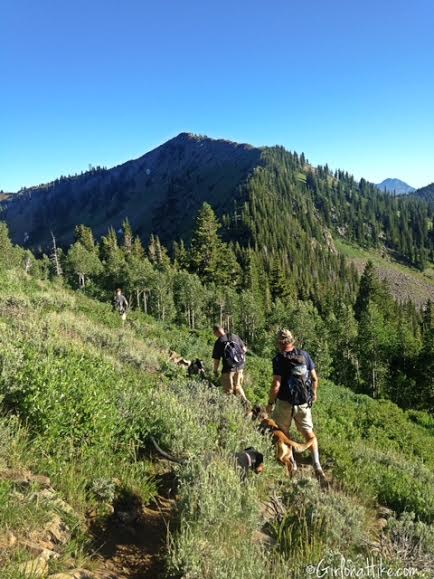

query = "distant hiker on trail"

[
  {"left": 212, "top": 325, "right": 250, "bottom": 406},
  {"left": 266, "top": 329, "right": 326, "bottom": 483},
  {"left": 113, "top": 288, "right": 129, "bottom": 323}
]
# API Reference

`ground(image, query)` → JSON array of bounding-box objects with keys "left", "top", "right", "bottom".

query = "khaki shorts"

[
  {"left": 221, "top": 369, "right": 244, "bottom": 395},
  {"left": 272, "top": 399, "right": 314, "bottom": 435}
]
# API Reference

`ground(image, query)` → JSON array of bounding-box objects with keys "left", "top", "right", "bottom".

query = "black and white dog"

[
  {"left": 187, "top": 358, "right": 207, "bottom": 379},
  {"left": 151, "top": 437, "right": 264, "bottom": 476},
  {"left": 234, "top": 447, "right": 264, "bottom": 477}
]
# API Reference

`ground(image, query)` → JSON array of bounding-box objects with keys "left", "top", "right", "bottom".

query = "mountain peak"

[
  {"left": 167, "top": 132, "right": 258, "bottom": 151},
  {"left": 375, "top": 178, "right": 415, "bottom": 195}
]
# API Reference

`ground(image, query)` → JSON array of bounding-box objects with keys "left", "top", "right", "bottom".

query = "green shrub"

[
  {"left": 169, "top": 454, "right": 275, "bottom": 579},
  {"left": 274, "top": 477, "right": 367, "bottom": 569},
  {"left": 383, "top": 511, "right": 434, "bottom": 572}
]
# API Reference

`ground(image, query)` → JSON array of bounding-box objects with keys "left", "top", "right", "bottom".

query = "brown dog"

[{"left": 260, "top": 417, "right": 313, "bottom": 475}]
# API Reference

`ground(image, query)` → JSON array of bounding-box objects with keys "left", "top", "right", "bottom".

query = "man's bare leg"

[{"left": 302, "top": 431, "right": 327, "bottom": 483}]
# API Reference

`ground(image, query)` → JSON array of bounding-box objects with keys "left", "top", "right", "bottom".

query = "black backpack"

[
  {"left": 282, "top": 350, "right": 313, "bottom": 407},
  {"left": 223, "top": 335, "right": 245, "bottom": 369}
]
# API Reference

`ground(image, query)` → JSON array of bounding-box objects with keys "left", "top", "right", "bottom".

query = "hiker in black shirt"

[{"left": 212, "top": 325, "right": 250, "bottom": 405}]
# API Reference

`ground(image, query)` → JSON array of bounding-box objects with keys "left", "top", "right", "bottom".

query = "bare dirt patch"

[{"left": 91, "top": 472, "right": 176, "bottom": 579}]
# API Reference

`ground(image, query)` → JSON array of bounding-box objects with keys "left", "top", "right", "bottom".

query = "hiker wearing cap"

[
  {"left": 212, "top": 325, "right": 250, "bottom": 405},
  {"left": 113, "top": 288, "right": 129, "bottom": 323},
  {"left": 266, "top": 329, "right": 325, "bottom": 481}
]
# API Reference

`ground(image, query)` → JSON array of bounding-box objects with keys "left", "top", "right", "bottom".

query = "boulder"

[
  {"left": 48, "top": 570, "right": 95, "bottom": 579},
  {"left": 17, "top": 549, "right": 54, "bottom": 578},
  {"left": 45, "top": 514, "right": 70, "bottom": 545},
  {"left": 19, "top": 539, "right": 58, "bottom": 557},
  {"left": 0, "top": 469, "right": 51, "bottom": 488}
]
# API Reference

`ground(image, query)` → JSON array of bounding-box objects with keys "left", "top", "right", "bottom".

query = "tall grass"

[{"left": 1, "top": 269, "right": 433, "bottom": 577}]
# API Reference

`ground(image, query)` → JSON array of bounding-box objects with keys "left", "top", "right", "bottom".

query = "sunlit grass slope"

[{"left": 0, "top": 270, "right": 433, "bottom": 577}]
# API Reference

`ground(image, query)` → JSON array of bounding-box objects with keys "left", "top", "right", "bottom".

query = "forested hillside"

[
  {"left": 2, "top": 206, "right": 433, "bottom": 413},
  {"left": 0, "top": 226, "right": 433, "bottom": 578},
  {"left": 0, "top": 133, "right": 261, "bottom": 250},
  {"left": 1, "top": 134, "right": 433, "bottom": 271},
  {"left": 414, "top": 182, "right": 434, "bottom": 204}
]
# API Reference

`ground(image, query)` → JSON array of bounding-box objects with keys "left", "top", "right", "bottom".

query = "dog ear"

[
  {"left": 254, "top": 452, "right": 264, "bottom": 473},
  {"left": 251, "top": 405, "right": 262, "bottom": 419}
]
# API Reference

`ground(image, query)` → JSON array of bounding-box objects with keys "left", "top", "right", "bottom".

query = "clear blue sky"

[{"left": 1, "top": 0, "right": 434, "bottom": 192}]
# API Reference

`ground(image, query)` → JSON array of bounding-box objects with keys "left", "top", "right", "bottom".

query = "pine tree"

[
  {"left": 0, "top": 222, "right": 18, "bottom": 270},
  {"left": 190, "top": 203, "right": 227, "bottom": 285},
  {"left": 131, "top": 236, "right": 145, "bottom": 259},
  {"left": 356, "top": 302, "right": 395, "bottom": 398},
  {"left": 148, "top": 235, "right": 170, "bottom": 270},
  {"left": 328, "top": 302, "right": 358, "bottom": 387},
  {"left": 122, "top": 219, "right": 134, "bottom": 255},
  {"left": 100, "top": 227, "right": 119, "bottom": 262},
  {"left": 100, "top": 228, "right": 125, "bottom": 289},
  {"left": 173, "top": 239, "right": 190, "bottom": 270},
  {"left": 74, "top": 225, "right": 97, "bottom": 253},
  {"left": 354, "top": 261, "right": 383, "bottom": 321}
]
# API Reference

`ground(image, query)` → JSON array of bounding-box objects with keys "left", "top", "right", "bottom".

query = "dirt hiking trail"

[{"left": 92, "top": 472, "right": 176, "bottom": 579}]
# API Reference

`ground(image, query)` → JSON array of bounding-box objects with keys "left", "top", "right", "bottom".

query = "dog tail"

[
  {"left": 150, "top": 436, "right": 187, "bottom": 464},
  {"left": 282, "top": 435, "right": 314, "bottom": 453}
]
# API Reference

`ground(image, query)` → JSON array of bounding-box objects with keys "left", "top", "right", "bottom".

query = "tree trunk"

[
  {"left": 50, "top": 232, "right": 62, "bottom": 276},
  {"left": 24, "top": 256, "right": 32, "bottom": 274}
]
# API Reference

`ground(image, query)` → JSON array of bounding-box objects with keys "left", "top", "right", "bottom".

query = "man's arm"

[
  {"left": 212, "top": 340, "right": 222, "bottom": 376},
  {"left": 266, "top": 375, "right": 281, "bottom": 414},
  {"left": 311, "top": 369, "right": 319, "bottom": 402}
]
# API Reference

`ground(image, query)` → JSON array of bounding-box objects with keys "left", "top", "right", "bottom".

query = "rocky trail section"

[
  {"left": 91, "top": 493, "right": 173, "bottom": 579},
  {"left": 0, "top": 467, "right": 176, "bottom": 579}
]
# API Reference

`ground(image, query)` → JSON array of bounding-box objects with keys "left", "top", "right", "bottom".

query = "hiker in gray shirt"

[{"left": 113, "top": 288, "right": 129, "bottom": 322}]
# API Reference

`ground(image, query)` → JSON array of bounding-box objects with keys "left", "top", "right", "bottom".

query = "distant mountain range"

[
  {"left": 375, "top": 178, "right": 415, "bottom": 195},
  {"left": 0, "top": 133, "right": 432, "bottom": 274}
]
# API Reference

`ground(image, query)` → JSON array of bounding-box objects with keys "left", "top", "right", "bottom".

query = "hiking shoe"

[{"left": 314, "top": 467, "right": 329, "bottom": 488}]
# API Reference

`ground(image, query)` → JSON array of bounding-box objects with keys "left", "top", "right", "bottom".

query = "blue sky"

[{"left": 1, "top": 0, "right": 434, "bottom": 191}]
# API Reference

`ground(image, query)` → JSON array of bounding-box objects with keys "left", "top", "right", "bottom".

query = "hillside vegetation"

[
  {"left": 335, "top": 239, "right": 434, "bottom": 306},
  {"left": 1, "top": 259, "right": 434, "bottom": 576}
]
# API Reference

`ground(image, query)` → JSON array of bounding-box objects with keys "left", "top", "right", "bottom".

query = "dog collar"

[{"left": 244, "top": 452, "right": 253, "bottom": 469}]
